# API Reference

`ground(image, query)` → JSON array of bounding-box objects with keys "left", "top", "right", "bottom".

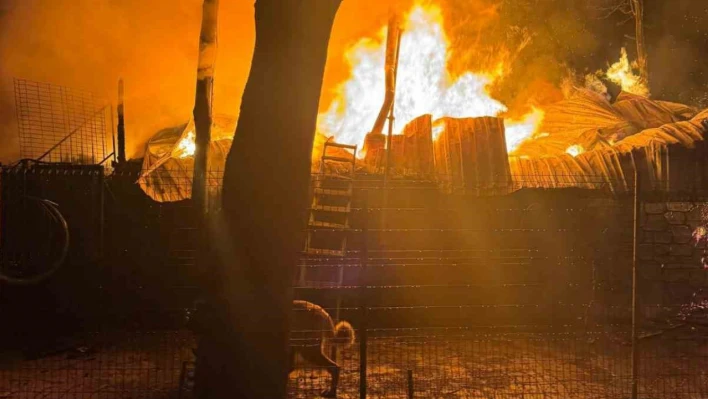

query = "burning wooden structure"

[
  {"left": 432, "top": 116, "right": 511, "bottom": 194},
  {"left": 509, "top": 91, "right": 708, "bottom": 192},
  {"left": 131, "top": 1, "right": 708, "bottom": 202},
  {"left": 137, "top": 88, "right": 708, "bottom": 202},
  {"left": 137, "top": 115, "right": 235, "bottom": 205}
]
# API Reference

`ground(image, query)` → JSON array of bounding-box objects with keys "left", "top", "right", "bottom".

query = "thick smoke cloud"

[
  {"left": 0, "top": 0, "right": 706, "bottom": 162},
  {"left": 0, "top": 0, "right": 251, "bottom": 161},
  {"left": 0, "top": 0, "right": 413, "bottom": 162}
]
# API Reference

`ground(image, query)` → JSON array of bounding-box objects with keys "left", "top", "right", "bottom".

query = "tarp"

[
  {"left": 512, "top": 89, "right": 639, "bottom": 157},
  {"left": 138, "top": 115, "right": 342, "bottom": 203},
  {"left": 510, "top": 112, "right": 708, "bottom": 193},
  {"left": 137, "top": 91, "right": 708, "bottom": 201},
  {"left": 138, "top": 115, "right": 236, "bottom": 203}
]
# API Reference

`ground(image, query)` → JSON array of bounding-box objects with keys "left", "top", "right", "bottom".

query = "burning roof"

[
  {"left": 136, "top": 2, "right": 708, "bottom": 202},
  {"left": 138, "top": 115, "right": 235, "bottom": 204}
]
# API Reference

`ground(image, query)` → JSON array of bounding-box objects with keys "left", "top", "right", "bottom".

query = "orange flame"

[
  {"left": 317, "top": 4, "right": 543, "bottom": 153},
  {"left": 505, "top": 107, "right": 547, "bottom": 154},
  {"left": 565, "top": 144, "right": 584, "bottom": 157},
  {"left": 176, "top": 130, "right": 196, "bottom": 159},
  {"left": 606, "top": 48, "right": 648, "bottom": 97}
]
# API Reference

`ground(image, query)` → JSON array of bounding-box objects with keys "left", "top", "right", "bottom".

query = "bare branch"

[{"left": 592, "top": 0, "right": 634, "bottom": 19}]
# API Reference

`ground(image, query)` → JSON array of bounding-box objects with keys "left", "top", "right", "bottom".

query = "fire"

[
  {"left": 318, "top": 4, "right": 542, "bottom": 152},
  {"left": 606, "top": 48, "right": 649, "bottom": 97},
  {"left": 176, "top": 130, "right": 196, "bottom": 158},
  {"left": 565, "top": 144, "right": 584, "bottom": 157},
  {"left": 505, "top": 107, "right": 546, "bottom": 154}
]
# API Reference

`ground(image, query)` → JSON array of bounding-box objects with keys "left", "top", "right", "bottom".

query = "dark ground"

[{"left": 1, "top": 329, "right": 706, "bottom": 399}]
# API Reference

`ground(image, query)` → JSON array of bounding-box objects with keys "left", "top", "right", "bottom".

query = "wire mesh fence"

[
  {"left": 0, "top": 167, "right": 707, "bottom": 398},
  {"left": 14, "top": 78, "right": 113, "bottom": 165}
]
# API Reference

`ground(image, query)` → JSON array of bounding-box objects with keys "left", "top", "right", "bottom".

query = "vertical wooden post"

[
  {"left": 631, "top": 0, "right": 648, "bottom": 90},
  {"left": 631, "top": 161, "right": 641, "bottom": 399},
  {"left": 116, "top": 79, "right": 126, "bottom": 164},
  {"left": 371, "top": 14, "right": 402, "bottom": 137},
  {"left": 109, "top": 105, "right": 116, "bottom": 164},
  {"left": 359, "top": 191, "right": 369, "bottom": 399},
  {"left": 381, "top": 15, "right": 402, "bottom": 232},
  {"left": 192, "top": 0, "right": 219, "bottom": 216},
  {"left": 191, "top": 2, "right": 219, "bottom": 398},
  {"left": 383, "top": 20, "right": 403, "bottom": 184},
  {"left": 407, "top": 369, "right": 414, "bottom": 399}
]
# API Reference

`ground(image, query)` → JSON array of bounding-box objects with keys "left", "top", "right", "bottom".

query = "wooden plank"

[
  {"left": 432, "top": 117, "right": 511, "bottom": 195},
  {"left": 402, "top": 114, "right": 434, "bottom": 176},
  {"left": 363, "top": 133, "right": 386, "bottom": 170}
]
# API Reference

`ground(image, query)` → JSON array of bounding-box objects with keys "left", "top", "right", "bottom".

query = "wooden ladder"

[{"left": 300, "top": 141, "right": 357, "bottom": 287}]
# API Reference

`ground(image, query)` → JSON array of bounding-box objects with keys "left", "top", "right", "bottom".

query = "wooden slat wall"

[
  {"left": 433, "top": 116, "right": 511, "bottom": 195},
  {"left": 401, "top": 114, "right": 434, "bottom": 176}
]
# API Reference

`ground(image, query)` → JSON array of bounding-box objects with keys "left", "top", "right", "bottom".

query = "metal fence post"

[
  {"left": 407, "top": 369, "right": 414, "bottom": 399},
  {"left": 359, "top": 191, "right": 369, "bottom": 399},
  {"left": 631, "top": 164, "right": 641, "bottom": 399}
]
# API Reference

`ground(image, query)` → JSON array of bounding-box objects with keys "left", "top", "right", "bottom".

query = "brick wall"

[{"left": 641, "top": 202, "right": 708, "bottom": 305}]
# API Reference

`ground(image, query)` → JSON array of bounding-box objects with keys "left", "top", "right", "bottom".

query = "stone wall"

[{"left": 641, "top": 202, "right": 708, "bottom": 304}]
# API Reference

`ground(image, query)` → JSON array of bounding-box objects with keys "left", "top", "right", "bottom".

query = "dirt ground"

[
  {"left": 290, "top": 332, "right": 708, "bottom": 399},
  {"left": 1, "top": 331, "right": 706, "bottom": 399},
  {"left": 0, "top": 331, "right": 194, "bottom": 399}
]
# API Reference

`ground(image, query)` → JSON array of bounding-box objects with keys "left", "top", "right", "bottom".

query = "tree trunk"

[
  {"left": 631, "top": 0, "right": 648, "bottom": 90},
  {"left": 195, "top": 1, "right": 341, "bottom": 398}
]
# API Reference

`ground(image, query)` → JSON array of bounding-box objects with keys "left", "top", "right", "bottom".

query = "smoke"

[
  {"left": 0, "top": 0, "right": 416, "bottom": 162},
  {"left": 0, "top": 0, "right": 253, "bottom": 162},
  {"left": 0, "top": 0, "right": 706, "bottom": 162}
]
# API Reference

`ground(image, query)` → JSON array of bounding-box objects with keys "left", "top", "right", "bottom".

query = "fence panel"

[
  {"left": 14, "top": 78, "right": 112, "bottom": 165},
  {"left": 0, "top": 170, "right": 707, "bottom": 398}
]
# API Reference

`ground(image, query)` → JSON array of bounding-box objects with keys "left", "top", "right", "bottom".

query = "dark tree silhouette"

[
  {"left": 194, "top": 0, "right": 342, "bottom": 398},
  {"left": 597, "top": 0, "right": 648, "bottom": 89}
]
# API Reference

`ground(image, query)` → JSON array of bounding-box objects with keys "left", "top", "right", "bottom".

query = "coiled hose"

[{"left": 0, "top": 196, "right": 70, "bottom": 285}]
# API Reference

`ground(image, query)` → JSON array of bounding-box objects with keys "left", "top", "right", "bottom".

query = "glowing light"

[
  {"left": 606, "top": 48, "right": 649, "bottom": 97},
  {"left": 432, "top": 125, "right": 445, "bottom": 141},
  {"left": 505, "top": 107, "right": 547, "bottom": 154},
  {"left": 565, "top": 145, "right": 585, "bottom": 157},
  {"left": 176, "top": 131, "right": 196, "bottom": 158},
  {"left": 317, "top": 5, "right": 509, "bottom": 149}
]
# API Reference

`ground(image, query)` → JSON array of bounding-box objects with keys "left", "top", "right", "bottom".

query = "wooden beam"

[{"left": 191, "top": 0, "right": 219, "bottom": 216}]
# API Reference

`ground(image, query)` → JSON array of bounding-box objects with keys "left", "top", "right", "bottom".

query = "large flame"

[
  {"left": 505, "top": 107, "right": 547, "bottom": 154},
  {"left": 606, "top": 48, "right": 649, "bottom": 97},
  {"left": 176, "top": 130, "right": 196, "bottom": 159},
  {"left": 317, "top": 4, "right": 541, "bottom": 153}
]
